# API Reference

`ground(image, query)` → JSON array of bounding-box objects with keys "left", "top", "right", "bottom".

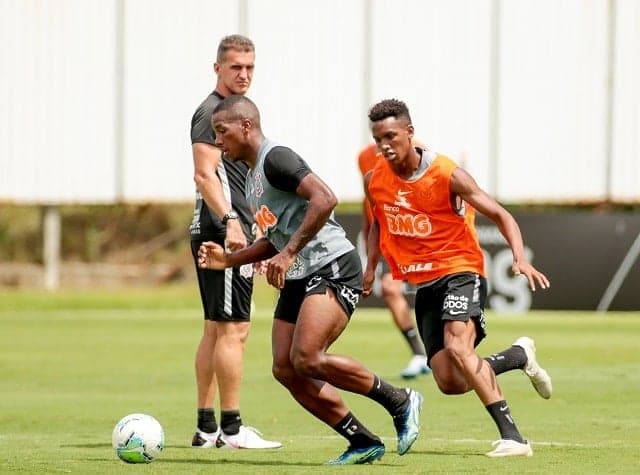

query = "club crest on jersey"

[
  {"left": 254, "top": 204, "right": 277, "bottom": 234},
  {"left": 239, "top": 264, "right": 254, "bottom": 279}
]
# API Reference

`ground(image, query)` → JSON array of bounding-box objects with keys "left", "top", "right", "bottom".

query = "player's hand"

[
  {"left": 362, "top": 265, "right": 376, "bottom": 298},
  {"left": 197, "top": 241, "right": 228, "bottom": 270},
  {"left": 253, "top": 259, "right": 269, "bottom": 275},
  {"left": 224, "top": 220, "right": 247, "bottom": 251},
  {"left": 512, "top": 261, "right": 550, "bottom": 291},
  {"left": 266, "top": 252, "right": 296, "bottom": 289}
]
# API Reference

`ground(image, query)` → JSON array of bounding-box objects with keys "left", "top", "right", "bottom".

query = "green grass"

[{"left": 1, "top": 281, "right": 639, "bottom": 474}]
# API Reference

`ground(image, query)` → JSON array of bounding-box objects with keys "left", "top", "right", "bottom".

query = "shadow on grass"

[
  {"left": 412, "top": 449, "right": 486, "bottom": 457},
  {"left": 80, "top": 456, "right": 396, "bottom": 468},
  {"left": 62, "top": 444, "right": 398, "bottom": 467},
  {"left": 63, "top": 444, "right": 481, "bottom": 459},
  {"left": 63, "top": 443, "right": 112, "bottom": 448},
  {"left": 159, "top": 458, "right": 343, "bottom": 467}
]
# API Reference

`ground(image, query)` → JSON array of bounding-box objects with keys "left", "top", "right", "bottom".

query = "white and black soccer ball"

[{"left": 111, "top": 413, "right": 165, "bottom": 463}]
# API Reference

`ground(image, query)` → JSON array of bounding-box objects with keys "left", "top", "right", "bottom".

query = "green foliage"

[
  {"left": 0, "top": 204, "right": 366, "bottom": 266},
  {"left": 0, "top": 206, "right": 41, "bottom": 262},
  {"left": 0, "top": 204, "right": 194, "bottom": 264},
  {"left": 1, "top": 283, "right": 639, "bottom": 474}
]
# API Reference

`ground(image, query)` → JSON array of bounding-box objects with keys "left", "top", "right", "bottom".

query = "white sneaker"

[
  {"left": 191, "top": 428, "right": 220, "bottom": 448},
  {"left": 486, "top": 439, "right": 533, "bottom": 457},
  {"left": 513, "top": 336, "right": 552, "bottom": 399},
  {"left": 400, "top": 355, "right": 431, "bottom": 379},
  {"left": 216, "top": 426, "right": 282, "bottom": 449}
]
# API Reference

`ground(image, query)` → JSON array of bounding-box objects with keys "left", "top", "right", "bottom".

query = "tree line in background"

[{"left": 0, "top": 204, "right": 193, "bottom": 265}]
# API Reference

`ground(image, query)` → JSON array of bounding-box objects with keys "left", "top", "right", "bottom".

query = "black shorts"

[
  {"left": 191, "top": 240, "right": 253, "bottom": 322},
  {"left": 274, "top": 249, "right": 362, "bottom": 324},
  {"left": 414, "top": 272, "right": 487, "bottom": 365}
]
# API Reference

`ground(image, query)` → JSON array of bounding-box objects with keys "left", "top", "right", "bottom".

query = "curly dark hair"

[{"left": 368, "top": 99, "right": 412, "bottom": 123}]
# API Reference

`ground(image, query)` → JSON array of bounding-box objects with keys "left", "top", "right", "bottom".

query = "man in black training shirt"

[{"left": 188, "top": 35, "right": 280, "bottom": 450}]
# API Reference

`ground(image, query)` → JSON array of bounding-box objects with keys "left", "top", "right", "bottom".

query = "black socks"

[
  {"left": 367, "top": 376, "right": 410, "bottom": 415},
  {"left": 198, "top": 408, "right": 243, "bottom": 435},
  {"left": 485, "top": 400, "right": 524, "bottom": 443},
  {"left": 333, "top": 412, "right": 382, "bottom": 448},
  {"left": 485, "top": 345, "right": 527, "bottom": 375},
  {"left": 220, "top": 410, "right": 242, "bottom": 435},
  {"left": 197, "top": 408, "right": 218, "bottom": 433}
]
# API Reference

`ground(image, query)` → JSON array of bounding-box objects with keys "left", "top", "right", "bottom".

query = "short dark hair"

[
  {"left": 368, "top": 99, "right": 412, "bottom": 124},
  {"left": 216, "top": 34, "right": 255, "bottom": 63},
  {"left": 212, "top": 95, "right": 261, "bottom": 124}
]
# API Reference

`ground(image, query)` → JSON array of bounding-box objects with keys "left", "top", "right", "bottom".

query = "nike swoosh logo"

[
  {"left": 341, "top": 418, "right": 353, "bottom": 430},
  {"left": 305, "top": 277, "right": 322, "bottom": 292},
  {"left": 397, "top": 190, "right": 412, "bottom": 196},
  {"left": 448, "top": 310, "right": 467, "bottom": 315}
]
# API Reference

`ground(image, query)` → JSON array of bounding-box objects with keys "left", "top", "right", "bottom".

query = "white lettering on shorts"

[
  {"left": 339, "top": 286, "right": 360, "bottom": 311},
  {"left": 443, "top": 294, "right": 469, "bottom": 315},
  {"left": 477, "top": 311, "right": 486, "bottom": 330}
]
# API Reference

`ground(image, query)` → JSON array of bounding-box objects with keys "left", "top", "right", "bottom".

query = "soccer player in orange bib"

[
  {"left": 363, "top": 99, "right": 552, "bottom": 458},
  {"left": 358, "top": 143, "right": 430, "bottom": 379}
]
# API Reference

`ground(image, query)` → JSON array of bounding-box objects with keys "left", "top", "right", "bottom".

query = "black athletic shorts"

[
  {"left": 274, "top": 249, "right": 363, "bottom": 324},
  {"left": 191, "top": 240, "right": 253, "bottom": 322},
  {"left": 414, "top": 272, "right": 487, "bottom": 365}
]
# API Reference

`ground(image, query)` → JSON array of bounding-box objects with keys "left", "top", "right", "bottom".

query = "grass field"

[{"left": 1, "top": 281, "right": 639, "bottom": 474}]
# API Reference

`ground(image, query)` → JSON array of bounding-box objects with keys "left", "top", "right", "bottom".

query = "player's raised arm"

[{"left": 450, "top": 166, "right": 550, "bottom": 291}]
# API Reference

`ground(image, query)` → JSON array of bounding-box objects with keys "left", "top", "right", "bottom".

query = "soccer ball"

[{"left": 111, "top": 413, "right": 165, "bottom": 463}]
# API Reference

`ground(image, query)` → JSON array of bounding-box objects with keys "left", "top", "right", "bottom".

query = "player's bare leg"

[
  {"left": 290, "top": 290, "right": 422, "bottom": 457},
  {"left": 430, "top": 320, "right": 532, "bottom": 457},
  {"left": 213, "top": 321, "right": 249, "bottom": 413},
  {"left": 271, "top": 318, "right": 351, "bottom": 424},
  {"left": 195, "top": 321, "right": 219, "bottom": 410},
  {"left": 192, "top": 321, "right": 220, "bottom": 447},
  {"left": 291, "top": 293, "right": 376, "bottom": 393},
  {"left": 271, "top": 318, "right": 384, "bottom": 464}
]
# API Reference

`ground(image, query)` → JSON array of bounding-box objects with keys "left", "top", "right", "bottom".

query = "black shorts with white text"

[
  {"left": 274, "top": 249, "right": 362, "bottom": 324},
  {"left": 414, "top": 272, "right": 487, "bottom": 365}
]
